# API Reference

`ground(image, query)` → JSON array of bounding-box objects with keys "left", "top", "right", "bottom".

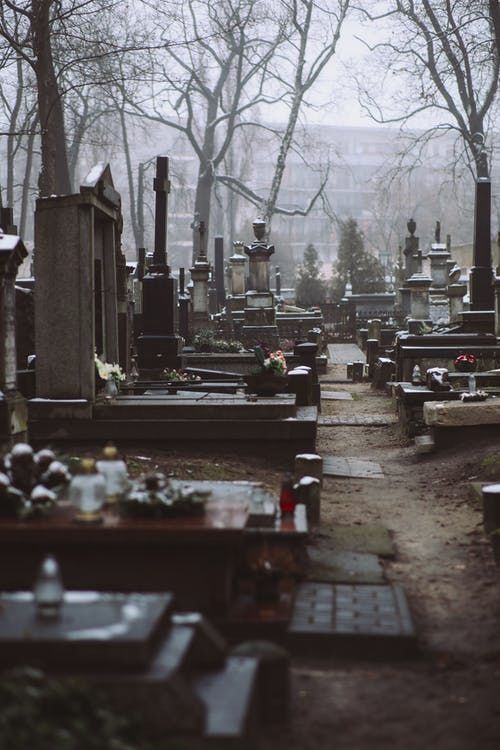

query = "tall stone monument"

[
  {"left": 189, "top": 218, "right": 211, "bottom": 333},
  {"left": 137, "top": 157, "right": 183, "bottom": 370},
  {"left": 0, "top": 231, "right": 28, "bottom": 446},
  {"left": 35, "top": 163, "right": 122, "bottom": 401},
  {"left": 242, "top": 218, "right": 279, "bottom": 348}
]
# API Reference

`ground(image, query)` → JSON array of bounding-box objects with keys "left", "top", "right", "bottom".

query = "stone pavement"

[
  {"left": 318, "top": 415, "right": 397, "bottom": 426},
  {"left": 327, "top": 343, "right": 366, "bottom": 364}
]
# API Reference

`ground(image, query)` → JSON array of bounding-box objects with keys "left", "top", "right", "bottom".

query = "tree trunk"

[
  {"left": 32, "top": 0, "right": 71, "bottom": 196},
  {"left": 120, "top": 107, "right": 140, "bottom": 248},
  {"left": 6, "top": 58, "right": 25, "bottom": 208},
  {"left": 19, "top": 118, "right": 37, "bottom": 238}
]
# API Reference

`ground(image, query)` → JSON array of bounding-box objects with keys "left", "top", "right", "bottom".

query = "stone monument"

[
  {"left": 241, "top": 218, "right": 279, "bottom": 348},
  {"left": 137, "top": 156, "right": 183, "bottom": 370},
  {"left": 0, "top": 231, "right": 28, "bottom": 446}
]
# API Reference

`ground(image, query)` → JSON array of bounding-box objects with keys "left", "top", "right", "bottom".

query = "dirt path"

[{"left": 262, "top": 364, "right": 500, "bottom": 750}]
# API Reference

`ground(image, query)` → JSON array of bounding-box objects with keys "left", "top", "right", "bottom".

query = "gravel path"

[{"left": 262, "top": 364, "right": 500, "bottom": 750}]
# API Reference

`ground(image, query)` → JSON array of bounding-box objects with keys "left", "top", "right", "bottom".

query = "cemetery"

[
  {"left": 1, "top": 149, "right": 500, "bottom": 748},
  {"left": 1, "top": 2, "right": 500, "bottom": 748}
]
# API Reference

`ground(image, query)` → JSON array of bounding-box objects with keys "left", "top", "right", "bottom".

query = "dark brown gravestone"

[{"left": 0, "top": 591, "right": 173, "bottom": 671}]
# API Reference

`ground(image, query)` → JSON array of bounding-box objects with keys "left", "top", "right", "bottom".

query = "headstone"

[
  {"left": 470, "top": 176, "right": 494, "bottom": 311},
  {"left": 137, "top": 157, "right": 183, "bottom": 369},
  {"left": 214, "top": 236, "right": 226, "bottom": 311},
  {"left": 242, "top": 218, "right": 279, "bottom": 348},
  {"left": 189, "top": 217, "right": 211, "bottom": 334},
  {"left": 407, "top": 272, "right": 433, "bottom": 319},
  {"left": 0, "top": 232, "right": 28, "bottom": 446},
  {"left": 35, "top": 163, "right": 121, "bottom": 400}
]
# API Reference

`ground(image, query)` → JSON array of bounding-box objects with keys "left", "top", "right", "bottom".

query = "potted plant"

[{"left": 244, "top": 345, "right": 288, "bottom": 396}]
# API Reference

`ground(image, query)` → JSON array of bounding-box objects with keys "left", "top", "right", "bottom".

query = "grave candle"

[
  {"left": 34, "top": 555, "right": 64, "bottom": 619},
  {"left": 96, "top": 445, "right": 129, "bottom": 504},
  {"left": 279, "top": 474, "right": 296, "bottom": 515},
  {"left": 69, "top": 458, "right": 106, "bottom": 522}
]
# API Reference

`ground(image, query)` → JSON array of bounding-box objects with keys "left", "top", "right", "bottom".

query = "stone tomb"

[
  {"left": 34, "top": 163, "right": 124, "bottom": 402},
  {"left": 0, "top": 590, "right": 267, "bottom": 744}
]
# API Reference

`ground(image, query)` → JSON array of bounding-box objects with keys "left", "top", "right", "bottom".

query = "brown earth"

[{"left": 68, "top": 365, "right": 500, "bottom": 749}]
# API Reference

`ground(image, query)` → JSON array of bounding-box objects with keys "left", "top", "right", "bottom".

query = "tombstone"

[
  {"left": 137, "top": 157, "right": 183, "bottom": 370},
  {"left": 214, "top": 236, "right": 226, "bottom": 311},
  {"left": 403, "top": 218, "right": 420, "bottom": 278},
  {"left": 469, "top": 176, "right": 494, "bottom": 311},
  {"left": 34, "top": 163, "right": 122, "bottom": 400},
  {"left": 242, "top": 218, "right": 279, "bottom": 348},
  {"left": 0, "top": 232, "right": 28, "bottom": 446},
  {"left": 189, "top": 218, "right": 211, "bottom": 333},
  {"left": 178, "top": 267, "right": 191, "bottom": 342},
  {"left": 407, "top": 272, "right": 433, "bottom": 320},
  {"left": 447, "top": 282, "right": 468, "bottom": 324}
]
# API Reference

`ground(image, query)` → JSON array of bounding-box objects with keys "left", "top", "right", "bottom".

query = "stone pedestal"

[
  {"left": 399, "top": 286, "right": 411, "bottom": 318},
  {"left": 428, "top": 244, "right": 451, "bottom": 288},
  {"left": 241, "top": 219, "right": 279, "bottom": 348},
  {"left": 189, "top": 257, "right": 211, "bottom": 334},
  {"left": 447, "top": 283, "right": 468, "bottom": 323},
  {"left": 407, "top": 273, "right": 433, "bottom": 320}
]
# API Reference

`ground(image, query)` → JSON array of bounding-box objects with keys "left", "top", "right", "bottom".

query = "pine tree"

[
  {"left": 330, "top": 218, "right": 386, "bottom": 301},
  {"left": 295, "top": 244, "right": 326, "bottom": 308}
]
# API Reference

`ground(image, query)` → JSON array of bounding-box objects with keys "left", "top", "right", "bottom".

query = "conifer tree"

[
  {"left": 295, "top": 243, "right": 326, "bottom": 308},
  {"left": 330, "top": 218, "right": 385, "bottom": 301}
]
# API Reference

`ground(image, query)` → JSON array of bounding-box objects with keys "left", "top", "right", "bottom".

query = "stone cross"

[{"left": 151, "top": 156, "right": 170, "bottom": 273}]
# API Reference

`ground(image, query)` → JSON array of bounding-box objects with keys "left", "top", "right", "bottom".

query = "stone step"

[{"left": 192, "top": 655, "right": 260, "bottom": 748}]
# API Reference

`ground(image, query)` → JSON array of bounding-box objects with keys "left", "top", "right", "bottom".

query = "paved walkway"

[{"left": 327, "top": 343, "right": 366, "bottom": 364}]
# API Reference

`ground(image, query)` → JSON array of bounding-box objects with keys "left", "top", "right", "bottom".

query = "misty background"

[{"left": 0, "top": 0, "right": 499, "bottom": 290}]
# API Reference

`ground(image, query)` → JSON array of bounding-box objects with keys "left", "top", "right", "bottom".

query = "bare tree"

[
  {"left": 127, "top": 0, "right": 288, "bottom": 259},
  {"left": 356, "top": 1, "right": 500, "bottom": 178}
]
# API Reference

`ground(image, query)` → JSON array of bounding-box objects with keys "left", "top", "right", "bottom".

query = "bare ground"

[{"left": 261, "top": 365, "right": 500, "bottom": 750}]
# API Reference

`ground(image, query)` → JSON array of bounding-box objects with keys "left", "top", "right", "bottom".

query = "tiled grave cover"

[
  {"left": 320, "top": 391, "right": 353, "bottom": 401},
  {"left": 318, "top": 415, "right": 396, "bottom": 426},
  {"left": 288, "top": 583, "right": 416, "bottom": 655},
  {"left": 323, "top": 456, "right": 384, "bottom": 479}
]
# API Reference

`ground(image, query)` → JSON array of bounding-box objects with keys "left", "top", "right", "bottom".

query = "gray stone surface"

[
  {"left": 288, "top": 583, "right": 417, "bottom": 657},
  {"left": 327, "top": 344, "right": 366, "bottom": 364},
  {"left": 320, "top": 391, "right": 353, "bottom": 401},
  {"left": 318, "top": 415, "right": 396, "bottom": 426},
  {"left": 424, "top": 399, "right": 500, "bottom": 426},
  {"left": 323, "top": 456, "right": 384, "bottom": 479},
  {"left": 306, "top": 548, "right": 385, "bottom": 584}
]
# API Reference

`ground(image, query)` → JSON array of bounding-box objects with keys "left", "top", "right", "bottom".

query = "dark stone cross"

[
  {"left": 214, "top": 236, "right": 226, "bottom": 310},
  {"left": 150, "top": 156, "right": 170, "bottom": 273}
]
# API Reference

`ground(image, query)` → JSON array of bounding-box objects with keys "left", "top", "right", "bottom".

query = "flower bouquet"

[
  {"left": 160, "top": 368, "right": 201, "bottom": 383},
  {"left": 244, "top": 345, "right": 289, "bottom": 396},
  {"left": 95, "top": 354, "right": 126, "bottom": 391},
  {"left": 454, "top": 353, "right": 477, "bottom": 373}
]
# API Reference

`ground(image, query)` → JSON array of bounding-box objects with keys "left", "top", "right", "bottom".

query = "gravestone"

[
  {"left": 0, "top": 231, "right": 28, "bottom": 446},
  {"left": 137, "top": 157, "right": 183, "bottom": 369},
  {"left": 214, "top": 236, "right": 226, "bottom": 311},
  {"left": 242, "top": 218, "right": 279, "bottom": 348},
  {"left": 34, "top": 163, "right": 122, "bottom": 400},
  {"left": 189, "top": 218, "right": 211, "bottom": 334}
]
